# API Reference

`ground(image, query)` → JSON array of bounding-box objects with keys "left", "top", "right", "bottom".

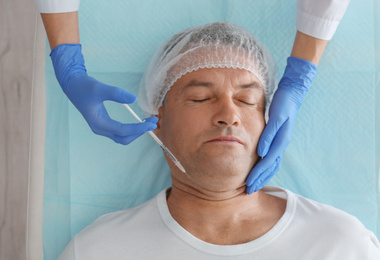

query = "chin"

[
  {"left": 204, "top": 153, "right": 257, "bottom": 170},
  {"left": 188, "top": 158, "right": 251, "bottom": 180}
]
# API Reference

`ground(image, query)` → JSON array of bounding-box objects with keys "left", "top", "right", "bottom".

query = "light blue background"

[{"left": 43, "top": 1, "right": 380, "bottom": 259}]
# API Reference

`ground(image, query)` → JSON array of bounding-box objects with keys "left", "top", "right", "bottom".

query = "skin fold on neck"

[{"left": 166, "top": 174, "right": 286, "bottom": 245}]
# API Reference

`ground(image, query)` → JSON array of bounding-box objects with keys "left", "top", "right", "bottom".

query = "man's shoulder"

[
  {"left": 289, "top": 189, "right": 375, "bottom": 242},
  {"left": 293, "top": 191, "right": 361, "bottom": 224},
  {"left": 59, "top": 189, "right": 174, "bottom": 258},
  {"left": 264, "top": 187, "right": 380, "bottom": 258},
  {"left": 265, "top": 187, "right": 367, "bottom": 234},
  {"left": 75, "top": 190, "right": 164, "bottom": 244},
  {"left": 93, "top": 196, "right": 157, "bottom": 228}
]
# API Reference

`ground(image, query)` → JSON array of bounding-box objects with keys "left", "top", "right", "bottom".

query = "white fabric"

[
  {"left": 35, "top": 0, "right": 349, "bottom": 40},
  {"left": 58, "top": 186, "right": 380, "bottom": 260},
  {"left": 36, "top": 0, "right": 80, "bottom": 13},
  {"left": 296, "top": 0, "right": 350, "bottom": 40}
]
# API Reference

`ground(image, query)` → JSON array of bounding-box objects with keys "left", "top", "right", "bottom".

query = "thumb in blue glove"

[
  {"left": 246, "top": 57, "right": 318, "bottom": 194},
  {"left": 50, "top": 44, "right": 157, "bottom": 145}
]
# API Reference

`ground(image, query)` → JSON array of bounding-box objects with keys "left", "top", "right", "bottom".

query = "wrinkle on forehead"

[{"left": 174, "top": 68, "right": 263, "bottom": 94}]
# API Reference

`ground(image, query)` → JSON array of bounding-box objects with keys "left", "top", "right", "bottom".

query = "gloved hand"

[
  {"left": 50, "top": 44, "right": 157, "bottom": 144},
  {"left": 246, "top": 57, "right": 318, "bottom": 194}
]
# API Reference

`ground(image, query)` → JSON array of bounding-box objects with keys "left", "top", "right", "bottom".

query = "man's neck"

[{"left": 166, "top": 183, "right": 286, "bottom": 245}]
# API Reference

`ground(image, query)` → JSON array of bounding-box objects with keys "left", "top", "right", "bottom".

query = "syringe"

[{"left": 123, "top": 104, "right": 187, "bottom": 174}]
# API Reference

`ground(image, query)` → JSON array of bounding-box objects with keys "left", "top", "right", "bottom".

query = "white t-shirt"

[
  {"left": 58, "top": 186, "right": 380, "bottom": 260},
  {"left": 36, "top": 0, "right": 349, "bottom": 40}
]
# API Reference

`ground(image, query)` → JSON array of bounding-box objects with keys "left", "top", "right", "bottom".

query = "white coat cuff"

[
  {"left": 36, "top": 0, "right": 80, "bottom": 13},
  {"left": 296, "top": 8, "right": 341, "bottom": 41}
]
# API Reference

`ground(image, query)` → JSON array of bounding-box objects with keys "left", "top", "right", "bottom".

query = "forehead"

[{"left": 171, "top": 67, "right": 263, "bottom": 93}]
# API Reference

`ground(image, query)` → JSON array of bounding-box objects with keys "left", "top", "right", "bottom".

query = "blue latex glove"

[
  {"left": 246, "top": 57, "right": 318, "bottom": 194},
  {"left": 50, "top": 44, "right": 157, "bottom": 145}
]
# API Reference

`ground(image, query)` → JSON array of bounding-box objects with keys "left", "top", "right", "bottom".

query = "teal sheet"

[{"left": 43, "top": 0, "right": 380, "bottom": 259}]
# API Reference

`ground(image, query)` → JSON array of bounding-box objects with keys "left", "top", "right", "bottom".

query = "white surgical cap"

[{"left": 138, "top": 21, "right": 277, "bottom": 116}]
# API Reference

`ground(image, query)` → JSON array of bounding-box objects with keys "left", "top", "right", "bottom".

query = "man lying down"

[{"left": 59, "top": 22, "right": 380, "bottom": 259}]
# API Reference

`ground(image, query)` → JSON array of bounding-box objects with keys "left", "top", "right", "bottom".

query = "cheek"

[
  {"left": 245, "top": 112, "right": 266, "bottom": 143},
  {"left": 159, "top": 107, "right": 204, "bottom": 147},
  {"left": 177, "top": 109, "right": 208, "bottom": 141}
]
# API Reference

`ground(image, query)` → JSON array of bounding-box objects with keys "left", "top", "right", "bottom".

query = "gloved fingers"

[
  {"left": 98, "top": 84, "right": 137, "bottom": 104},
  {"left": 143, "top": 116, "right": 159, "bottom": 124},
  {"left": 109, "top": 120, "right": 157, "bottom": 137},
  {"left": 266, "top": 119, "right": 292, "bottom": 159},
  {"left": 246, "top": 121, "right": 291, "bottom": 192},
  {"left": 246, "top": 121, "right": 292, "bottom": 189},
  {"left": 246, "top": 154, "right": 281, "bottom": 187},
  {"left": 256, "top": 118, "right": 291, "bottom": 170},
  {"left": 99, "top": 116, "right": 158, "bottom": 145},
  {"left": 246, "top": 157, "right": 282, "bottom": 194},
  {"left": 90, "top": 113, "right": 157, "bottom": 137},
  {"left": 257, "top": 115, "right": 288, "bottom": 157},
  {"left": 259, "top": 159, "right": 282, "bottom": 189},
  {"left": 247, "top": 121, "right": 290, "bottom": 186},
  {"left": 110, "top": 133, "right": 146, "bottom": 145}
]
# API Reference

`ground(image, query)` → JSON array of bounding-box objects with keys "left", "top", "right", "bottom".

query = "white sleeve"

[
  {"left": 36, "top": 0, "right": 80, "bottom": 13},
  {"left": 57, "top": 237, "right": 77, "bottom": 260},
  {"left": 368, "top": 233, "right": 380, "bottom": 259},
  {"left": 296, "top": 0, "right": 350, "bottom": 40}
]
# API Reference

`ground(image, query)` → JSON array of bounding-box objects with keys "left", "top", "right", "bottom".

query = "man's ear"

[{"left": 154, "top": 106, "right": 163, "bottom": 137}]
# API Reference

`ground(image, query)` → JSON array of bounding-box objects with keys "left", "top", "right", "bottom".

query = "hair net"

[{"left": 138, "top": 21, "right": 277, "bottom": 116}]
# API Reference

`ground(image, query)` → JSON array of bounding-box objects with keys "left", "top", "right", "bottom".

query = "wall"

[{"left": 0, "top": 0, "right": 37, "bottom": 259}]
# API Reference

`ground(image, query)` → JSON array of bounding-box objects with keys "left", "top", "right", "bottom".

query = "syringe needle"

[{"left": 123, "top": 104, "right": 187, "bottom": 174}]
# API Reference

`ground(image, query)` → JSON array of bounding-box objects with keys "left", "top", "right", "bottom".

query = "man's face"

[{"left": 156, "top": 67, "right": 265, "bottom": 191}]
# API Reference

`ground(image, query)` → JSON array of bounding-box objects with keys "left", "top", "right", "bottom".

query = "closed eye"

[
  {"left": 239, "top": 100, "right": 256, "bottom": 105},
  {"left": 192, "top": 98, "right": 210, "bottom": 102}
]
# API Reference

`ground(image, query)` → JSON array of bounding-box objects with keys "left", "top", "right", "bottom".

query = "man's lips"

[{"left": 206, "top": 136, "right": 244, "bottom": 145}]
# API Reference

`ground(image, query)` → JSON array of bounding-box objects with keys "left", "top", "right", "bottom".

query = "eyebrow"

[
  {"left": 182, "top": 79, "right": 262, "bottom": 90},
  {"left": 182, "top": 80, "right": 214, "bottom": 89},
  {"left": 239, "top": 81, "right": 262, "bottom": 90}
]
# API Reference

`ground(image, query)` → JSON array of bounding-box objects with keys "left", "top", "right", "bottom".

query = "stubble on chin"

[{"left": 178, "top": 151, "right": 256, "bottom": 192}]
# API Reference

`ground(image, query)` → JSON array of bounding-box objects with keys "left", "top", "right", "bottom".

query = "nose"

[{"left": 212, "top": 97, "right": 240, "bottom": 128}]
